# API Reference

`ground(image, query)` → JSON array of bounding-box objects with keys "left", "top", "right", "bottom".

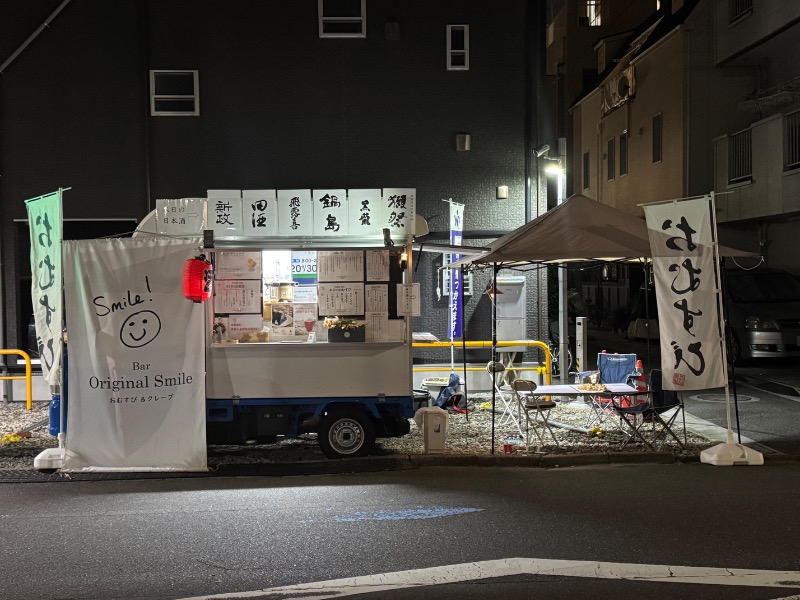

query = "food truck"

[{"left": 139, "top": 189, "right": 418, "bottom": 459}]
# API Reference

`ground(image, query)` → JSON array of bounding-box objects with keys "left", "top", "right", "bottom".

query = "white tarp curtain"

[
  {"left": 25, "top": 190, "right": 63, "bottom": 386},
  {"left": 644, "top": 197, "right": 725, "bottom": 391},
  {"left": 62, "top": 238, "right": 207, "bottom": 472}
]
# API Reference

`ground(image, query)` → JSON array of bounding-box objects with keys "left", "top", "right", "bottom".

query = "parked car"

[{"left": 724, "top": 268, "right": 800, "bottom": 363}]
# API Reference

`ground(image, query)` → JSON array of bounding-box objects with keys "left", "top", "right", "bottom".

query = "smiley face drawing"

[{"left": 120, "top": 310, "right": 162, "bottom": 348}]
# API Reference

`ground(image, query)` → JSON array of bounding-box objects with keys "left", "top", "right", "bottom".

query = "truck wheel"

[{"left": 318, "top": 409, "right": 375, "bottom": 459}]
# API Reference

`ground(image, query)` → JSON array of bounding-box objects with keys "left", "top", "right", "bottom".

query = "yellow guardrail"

[
  {"left": 0, "top": 349, "right": 33, "bottom": 410},
  {"left": 412, "top": 340, "right": 551, "bottom": 385}
]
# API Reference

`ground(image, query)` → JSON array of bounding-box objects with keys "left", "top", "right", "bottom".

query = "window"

[
  {"left": 578, "top": 1, "right": 602, "bottom": 26},
  {"left": 607, "top": 138, "right": 615, "bottom": 180},
  {"left": 150, "top": 70, "right": 199, "bottom": 116},
  {"left": 318, "top": 0, "right": 366, "bottom": 38},
  {"left": 583, "top": 151, "right": 590, "bottom": 190},
  {"left": 447, "top": 25, "right": 469, "bottom": 71},
  {"left": 619, "top": 131, "right": 629, "bottom": 176},
  {"left": 652, "top": 113, "right": 662, "bottom": 163},
  {"left": 728, "top": 128, "right": 752, "bottom": 184},
  {"left": 729, "top": 0, "right": 753, "bottom": 24},
  {"left": 785, "top": 110, "right": 800, "bottom": 171},
  {"left": 441, "top": 254, "right": 473, "bottom": 297}
]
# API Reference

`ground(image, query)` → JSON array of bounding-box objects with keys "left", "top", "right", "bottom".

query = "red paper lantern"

[{"left": 183, "top": 254, "right": 213, "bottom": 303}]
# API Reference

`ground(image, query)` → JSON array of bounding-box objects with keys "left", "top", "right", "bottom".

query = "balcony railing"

[
  {"left": 728, "top": 128, "right": 752, "bottom": 184},
  {"left": 785, "top": 110, "right": 800, "bottom": 171}
]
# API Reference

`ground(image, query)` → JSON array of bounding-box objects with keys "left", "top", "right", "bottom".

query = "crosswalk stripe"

[{"left": 177, "top": 557, "right": 800, "bottom": 600}]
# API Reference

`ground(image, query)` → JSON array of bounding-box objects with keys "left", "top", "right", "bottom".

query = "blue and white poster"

[
  {"left": 62, "top": 238, "right": 207, "bottom": 472},
  {"left": 449, "top": 201, "right": 464, "bottom": 340}
]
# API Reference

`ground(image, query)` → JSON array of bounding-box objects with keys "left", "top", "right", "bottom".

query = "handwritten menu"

[
  {"left": 318, "top": 251, "right": 364, "bottom": 282},
  {"left": 366, "top": 249, "right": 390, "bottom": 281},
  {"left": 365, "top": 284, "right": 389, "bottom": 313},
  {"left": 396, "top": 283, "right": 421, "bottom": 316},
  {"left": 318, "top": 283, "right": 365, "bottom": 315},
  {"left": 215, "top": 279, "right": 262, "bottom": 313}
]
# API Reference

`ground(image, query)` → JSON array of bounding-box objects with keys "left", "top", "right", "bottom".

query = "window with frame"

[
  {"left": 785, "top": 110, "right": 800, "bottom": 172},
  {"left": 729, "top": 0, "right": 753, "bottom": 23},
  {"left": 583, "top": 151, "right": 590, "bottom": 189},
  {"left": 150, "top": 70, "right": 199, "bottom": 116},
  {"left": 607, "top": 138, "right": 615, "bottom": 180},
  {"left": 652, "top": 113, "right": 663, "bottom": 163},
  {"left": 578, "top": 1, "right": 602, "bottom": 26},
  {"left": 318, "top": 0, "right": 366, "bottom": 38},
  {"left": 619, "top": 131, "right": 628, "bottom": 176},
  {"left": 447, "top": 25, "right": 469, "bottom": 71}
]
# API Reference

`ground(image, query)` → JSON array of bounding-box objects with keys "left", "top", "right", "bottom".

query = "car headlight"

[{"left": 744, "top": 316, "right": 779, "bottom": 330}]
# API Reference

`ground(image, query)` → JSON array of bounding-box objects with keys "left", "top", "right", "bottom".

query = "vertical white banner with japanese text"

[
  {"left": 25, "top": 190, "right": 63, "bottom": 386},
  {"left": 62, "top": 238, "right": 207, "bottom": 472},
  {"left": 644, "top": 197, "right": 725, "bottom": 391}
]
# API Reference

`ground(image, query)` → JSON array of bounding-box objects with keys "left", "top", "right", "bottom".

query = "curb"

[{"left": 2, "top": 451, "right": 799, "bottom": 483}]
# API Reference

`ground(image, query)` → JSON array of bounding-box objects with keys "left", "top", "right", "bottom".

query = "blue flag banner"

[{"left": 449, "top": 202, "right": 464, "bottom": 340}]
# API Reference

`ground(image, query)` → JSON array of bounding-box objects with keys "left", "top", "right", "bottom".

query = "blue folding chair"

[{"left": 585, "top": 353, "right": 639, "bottom": 428}]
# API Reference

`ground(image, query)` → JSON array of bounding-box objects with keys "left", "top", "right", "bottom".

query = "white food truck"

[{"left": 139, "top": 190, "right": 418, "bottom": 458}]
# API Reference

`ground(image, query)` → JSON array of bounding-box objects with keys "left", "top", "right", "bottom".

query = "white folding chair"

[
  {"left": 486, "top": 361, "right": 524, "bottom": 439},
  {"left": 512, "top": 379, "right": 559, "bottom": 452}
]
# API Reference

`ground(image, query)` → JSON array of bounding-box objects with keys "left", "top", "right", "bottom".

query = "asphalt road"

[{"left": 2, "top": 464, "right": 800, "bottom": 600}]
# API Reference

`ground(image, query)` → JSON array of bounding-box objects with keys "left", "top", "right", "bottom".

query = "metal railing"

[
  {"left": 412, "top": 340, "right": 552, "bottom": 385},
  {"left": 728, "top": 128, "right": 752, "bottom": 184},
  {"left": 0, "top": 349, "right": 33, "bottom": 410}
]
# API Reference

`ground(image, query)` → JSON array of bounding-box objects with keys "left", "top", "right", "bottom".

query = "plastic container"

[{"left": 414, "top": 406, "right": 448, "bottom": 454}]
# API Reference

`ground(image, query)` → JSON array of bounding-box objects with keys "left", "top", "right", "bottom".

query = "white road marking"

[{"left": 178, "top": 557, "right": 800, "bottom": 599}]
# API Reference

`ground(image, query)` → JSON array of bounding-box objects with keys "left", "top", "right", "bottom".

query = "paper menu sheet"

[
  {"left": 318, "top": 283, "right": 365, "bottom": 315},
  {"left": 365, "top": 284, "right": 389, "bottom": 313},
  {"left": 215, "top": 279, "right": 262, "bottom": 313},
  {"left": 318, "top": 251, "right": 364, "bottom": 282},
  {"left": 366, "top": 249, "right": 390, "bottom": 281}
]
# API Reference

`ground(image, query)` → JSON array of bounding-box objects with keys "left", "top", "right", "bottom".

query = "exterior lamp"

[{"left": 182, "top": 254, "right": 213, "bottom": 303}]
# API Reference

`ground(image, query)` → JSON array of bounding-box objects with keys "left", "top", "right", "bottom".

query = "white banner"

[
  {"left": 62, "top": 238, "right": 207, "bottom": 471},
  {"left": 644, "top": 197, "right": 725, "bottom": 391},
  {"left": 25, "top": 190, "right": 63, "bottom": 386}
]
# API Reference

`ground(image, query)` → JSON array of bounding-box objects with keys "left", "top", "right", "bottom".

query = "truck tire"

[{"left": 318, "top": 409, "right": 375, "bottom": 459}]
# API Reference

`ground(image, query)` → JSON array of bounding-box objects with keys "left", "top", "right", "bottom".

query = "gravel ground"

[{"left": 0, "top": 394, "right": 708, "bottom": 470}]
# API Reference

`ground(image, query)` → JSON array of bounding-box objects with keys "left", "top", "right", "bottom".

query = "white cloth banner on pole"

[
  {"left": 62, "top": 238, "right": 207, "bottom": 472},
  {"left": 25, "top": 190, "right": 63, "bottom": 386},
  {"left": 643, "top": 197, "right": 725, "bottom": 391}
]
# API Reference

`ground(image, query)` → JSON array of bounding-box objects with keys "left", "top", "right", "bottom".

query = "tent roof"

[{"left": 449, "top": 194, "right": 757, "bottom": 268}]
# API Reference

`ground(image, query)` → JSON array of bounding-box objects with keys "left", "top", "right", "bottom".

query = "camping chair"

[
  {"left": 585, "top": 353, "right": 639, "bottom": 429},
  {"left": 486, "top": 361, "right": 524, "bottom": 439},
  {"left": 607, "top": 369, "right": 685, "bottom": 450},
  {"left": 511, "top": 379, "right": 559, "bottom": 452}
]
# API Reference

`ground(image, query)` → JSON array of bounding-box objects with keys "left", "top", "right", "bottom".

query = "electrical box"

[{"left": 495, "top": 275, "right": 526, "bottom": 352}]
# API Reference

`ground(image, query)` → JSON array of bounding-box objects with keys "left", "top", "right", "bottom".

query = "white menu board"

[
  {"left": 318, "top": 251, "right": 364, "bottom": 282},
  {"left": 215, "top": 251, "right": 262, "bottom": 279},
  {"left": 242, "top": 189, "right": 278, "bottom": 237},
  {"left": 216, "top": 279, "right": 262, "bottom": 313},
  {"left": 365, "top": 312, "right": 390, "bottom": 342},
  {"left": 318, "top": 283, "right": 365, "bottom": 315},
  {"left": 396, "top": 283, "right": 421, "bottom": 316},
  {"left": 313, "top": 189, "right": 348, "bottom": 236},
  {"left": 366, "top": 249, "right": 390, "bottom": 281},
  {"left": 156, "top": 198, "right": 206, "bottom": 235},
  {"left": 365, "top": 284, "right": 389, "bottom": 313}
]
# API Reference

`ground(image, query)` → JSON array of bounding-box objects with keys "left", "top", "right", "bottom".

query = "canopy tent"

[
  {"left": 450, "top": 194, "right": 757, "bottom": 268},
  {"left": 444, "top": 194, "right": 758, "bottom": 453}
]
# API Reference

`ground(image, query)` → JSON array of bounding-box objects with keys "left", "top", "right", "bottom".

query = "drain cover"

[{"left": 689, "top": 393, "right": 758, "bottom": 403}]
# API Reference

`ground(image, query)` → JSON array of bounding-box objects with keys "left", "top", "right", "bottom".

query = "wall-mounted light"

[
  {"left": 543, "top": 157, "right": 563, "bottom": 174},
  {"left": 456, "top": 133, "right": 472, "bottom": 151},
  {"left": 400, "top": 251, "right": 408, "bottom": 270},
  {"left": 496, "top": 185, "right": 508, "bottom": 200}
]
